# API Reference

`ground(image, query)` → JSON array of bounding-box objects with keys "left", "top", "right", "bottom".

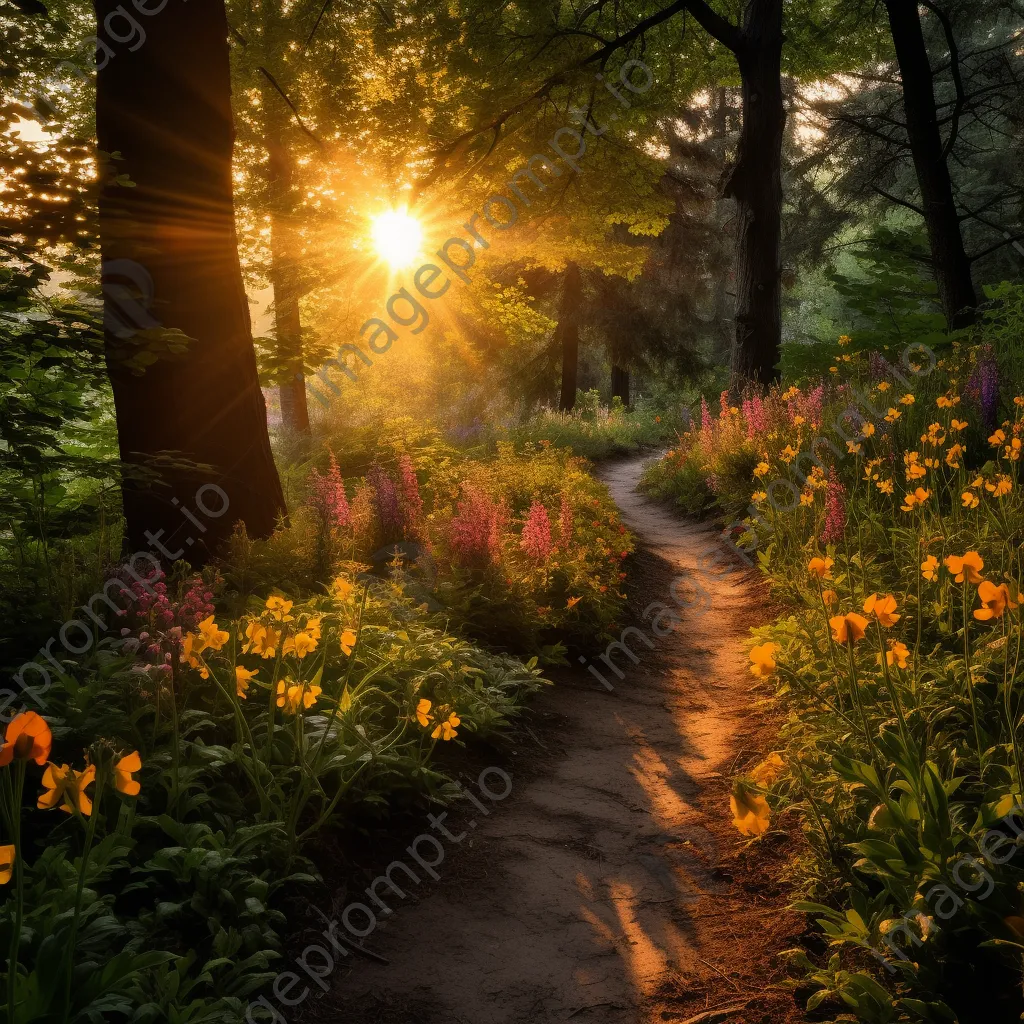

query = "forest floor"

[{"left": 302, "top": 453, "right": 808, "bottom": 1024}]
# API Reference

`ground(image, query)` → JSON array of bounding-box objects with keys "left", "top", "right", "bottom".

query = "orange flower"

[
  {"left": 114, "top": 751, "right": 141, "bottom": 796},
  {"left": 807, "top": 557, "right": 833, "bottom": 580},
  {"left": 921, "top": 555, "right": 939, "bottom": 581},
  {"left": 339, "top": 629, "right": 358, "bottom": 656},
  {"left": 0, "top": 845, "right": 13, "bottom": 885},
  {"left": 38, "top": 762, "right": 96, "bottom": 816},
  {"left": 730, "top": 788, "right": 770, "bottom": 836},
  {"left": 863, "top": 593, "right": 900, "bottom": 627},
  {"left": 830, "top": 613, "right": 869, "bottom": 644},
  {"left": 945, "top": 551, "right": 984, "bottom": 584},
  {"left": 566, "top": 596, "right": 582, "bottom": 610},
  {"left": 0, "top": 711, "right": 52, "bottom": 767},
  {"left": 415, "top": 698, "right": 433, "bottom": 727},
  {"left": 235, "top": 665, "right": 258, "bottom": 698},
  {"left": 821, "top": 589, "right": 838, "bottom": 607},
  {"left": 974, "top": 581, "right": 1018, "bottom": 621},
  {"left": 749, "top": 642, "right": 777, "bottom": 679},
  {"left": 886, "top": 641, "right": 911, "bottom": 669}
]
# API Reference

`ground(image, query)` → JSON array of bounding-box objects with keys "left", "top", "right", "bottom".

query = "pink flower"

[
  {"left": 719, "top": 390, "right": 730, "bottom": 419},
  {"left": 448, "top": 483, "right": 502, "bottom": 569},
  {"left": 397, "top": 454, "right": 423, "bottom": 536},
  {"left": 308, "top": 452, "right": 351, "bottom": 530},
  {"left": 521, "top": 501, "right": 553, "bottom": 561},
  {"left": 700, "top": 396, "right": 712, "bottom": 434},
  {"left": 367, "top": 463, "right": 402, "bottom": 542},
  {"left": 822, "top": 480, "right": 846, "bottom": 543}
]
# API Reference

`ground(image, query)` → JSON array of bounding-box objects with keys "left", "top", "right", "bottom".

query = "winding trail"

[{"left": 317, "top": 453, "right": 802, "bottom": 1024}]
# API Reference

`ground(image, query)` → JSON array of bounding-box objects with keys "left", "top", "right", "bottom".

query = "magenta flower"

[
  {"left": 308, "top": 451, "right": 351, "bottom": 530},
  {"left": 448, "top": 483, "right": 502, "bottom": 569},
  {"left": 822, "top": 480, "right": 847, "bottom": 543},
  {"left": 521, "top": 500, "right": 553, "bottom": 561}
]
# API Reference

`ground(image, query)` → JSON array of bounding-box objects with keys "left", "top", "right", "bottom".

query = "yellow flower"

[
  {"left": 305, "top": 616, "right": 323, "bottom": 640},
  {"left": 989, "top": 429, "right": 1007, "bottom": 446},
  {"left": 900, "top": 394, "right": 915, "bottom": 405},
  {"left": 782, "top": 386, "right": 800, "bottom": 400},
  {"left": 886, "top": 641, "right": 911, "bottom": 669},
  {"left": 838, "top": 334, "right": 851, "bottom": 346},
  {"left": 114, "top": 751, "right": 141, "bottom": 796},
  {"left": 861, "top": 422, "right": 876, "bottom": 437},
  {"left": 750, "top": 753, "right": 785, "bottom": 787},
  {"left": 38, "top": 762, "right": 95, "bottom": 816},
  {"left": 197, "top": 615, "right": 229, "bottom": 652},
  {"left": 1006, "top": 438, "right": 1022, "bottom": 461},
  {"left": 901, "top": 487, "right": 931, "bottom": 512},
  {"left": 807, "top": 556, "right": 834, "bottom": 580},
  {"left": 793, "top": 415, "right": 806, "bottom": 426},
  {"left": 951, "top": 419, "right": 968, "bottom": 431},
  {"left": 884, "top": 408, "right": 901, "bottom": 423},
  {"left": 244, "top": 623, "right": 281, "bottom": 659},
  {"left": 431, "top": 711, "right": 461, "bottom": 741},
  {"left": 331, "top": 577, "right": 354, "bottom": 601},
  {"left": 830, "top": 612, "right": 869, "bottom": 644},
  {"left": 0, "top": 710, "right": 52, "bottom": 767},
  {"left": 800, "top": 491, "right": 814, "bottom": 507},
  {"left": 974, "top": 581, "right": 1018, "bottom": 621},
  {"left": 962, "top": 490, "right": 980, "bottom": 509},
  {"left": 415, "top": 698, "right": 433, "bottom": 727},
  {"left": 340, "top": 628, "right": 358, "bottom": 656},
  {"left": 921, "top": 555, "right": 939, "bottom": 581},
  {"left": 829, "top": 366, "right": 838, "bottom": 374},
  {"left": 821, "top": 589, "right": 838, "bottom": 607},
  {"left": 180, "top": 633, "right": 210, "bottom": 679},
  {"left": 0, "top": 845, "right": 13, "bottom": 885},
  {"left": 265, "top": 595, "right": 294, "bottom": 622},
  {"left": 749, "top": 642, "right": 777, "bottom": 679},
  {"left": 937, "top": 395, "right": 959, "bottom": 409},
  {"left": 566, "top": 596, "right": 582, "bottom": 609},
  {"left": 275, "top": 679, "right": 321, "bottom": 714},
  {"left": 945, "top": 443, "right": 965, "bottom": 468},
  {"left": 847, "top": 441, "right": 862, "bottom": 455},
  {"left": 877, "top": 479, "right": 894, "bottom": 495},
  {"left": 730, "top": 788, "right": 771, "bottom": 836},
  {"left": 905, "top": 462, "right": 927, "bottom": 481},
  {"left": 284, "top": 631, "right": 318, "bottom": 659},
  {"left": 863, "top": 593, "right": 900, "bottom": 627},
  {"left": 235, "top": 665, "right": 258, "bottom": 698},
  {"left": 877, "top": 382, "right": 891, "bottom": 393},
  {"left": 752, "top": 491, "right": 767, "bottom": 502},
  {"left": 945, "top": 552, "right": 985, "bottom": 584},
  {"left": 780, "top": 445, "right": 798, "bottom": 464},
  {"left": 754, "top": 461, "right": 770, "bottom": 478},
  {"left": 987, "top": 476, "right": 1013, "bottom": 498}
]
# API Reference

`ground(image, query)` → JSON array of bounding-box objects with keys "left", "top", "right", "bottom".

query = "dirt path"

[{"left": 313, "top": 454, "right": 804, "bottom": 1024}]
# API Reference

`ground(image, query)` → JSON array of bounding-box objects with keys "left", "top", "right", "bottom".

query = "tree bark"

[
  {"left": 724, "top": 0, "right": 785, "bottom": 386},
  {"left": 611, "top": 363, "right": 630, "bottom": 408},
  {"left": 266, "top": 135, "right": 311, "bottom": 434},
  {"left": 94, "top": 0, "right": 286, "bottom": 561},
  {"left": 557, "top": 262, "right": 583, "bottom": 412},
  {"left": 884, "top": 0, "right": 977, "bottom": 328}
]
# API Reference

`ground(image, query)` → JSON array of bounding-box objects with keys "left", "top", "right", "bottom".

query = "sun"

[{"left": 371, "top": 208, "right": 423, "bottom": 269}]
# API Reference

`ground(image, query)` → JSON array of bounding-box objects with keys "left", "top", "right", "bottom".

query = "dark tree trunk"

[
  {"left": 611, "top": 364, "right": 630, "bottom": 407},
  {"left": 884, "top": 0, "right": 977, "bottom": 328},
  {"left": 267, "top": 136, "right": 310, "bottom": 434},
  {"left": 557, "top": 262, "right": 583, "bottom": 412},
  {"left": 725, "top": 0, "right": 785, "bottom": 386},
  {"left": 95, "top": 0, "right": 286, "bottom": 561}
]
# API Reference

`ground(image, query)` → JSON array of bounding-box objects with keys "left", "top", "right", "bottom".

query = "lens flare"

[{"left": 371, "top": 208, "right": 423, "bottom": 268}]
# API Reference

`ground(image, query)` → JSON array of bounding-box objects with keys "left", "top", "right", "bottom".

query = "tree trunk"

[
  {"left": 611, "top": 363, "right": 630, "bottom": 407},
  {"left": 557, "top": 262, "right": 583, "bottom": 412},
  {"left": 725, "top": 0, "right": 785, "bottom": 386},
  {"left": 267, "top": 136, "right": 310, "bottom": 434},
  {"left": 884, "top": 0, "right": 977, "bottom": 328},
  {"left": 94, "top": 0, "right": 286, "bottom": 561}
]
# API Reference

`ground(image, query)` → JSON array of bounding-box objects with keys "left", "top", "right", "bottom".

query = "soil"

[{"left": 299, "top": 453, "right": 809, "bottom": 1024}]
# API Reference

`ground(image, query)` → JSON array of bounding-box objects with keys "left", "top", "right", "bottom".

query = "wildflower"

[
  {"left": 782, "top": 386, "right": 799, "bottom": 400},
  {"left": 1006, "top": 438, "right": 1023, "bottom": 461},
  {"left": 951, "top": 419, "right": 968, "bottom": 431},
  {"left": 114, "top": 751, "right": 141, "bottom": 796},
  {"left": 448, "top": 482, "right": 504, "bottom": 569},
  {"left": 749, "top": 642, "right": 777, "bottom": 679},
  {"left": 275, "top": 679, "right": 321, "bottom": 714},
  {"left": 987, "top": 476, "right": 1013, "bottom": 498},
  {"left": 397, "top": 454, "right": 424, "bottom": 534},
  {"left": 780, "top": 445, "right": 798, "bottom": 464},
  {"left": 730, "top": 787, "right": 770, "bottom": 836},
  {"left": 751, "top": 753, "right": 785, "bottom": 787},
  {"left": 847, "top": 441, "right": 862, "bottom": 455},
  {"left": 415, "top": 698, "right": 433, "bottom": 727},
  {"left": 197, "top": 615, "right": 229, "bottom": 651},
  {"left": 838, "top": 334, "right": 851, "bottom": 346},
  {"left": 877, "top": 382, "right": 891, "bottom": 392},
  {"left": 754, "top": 462, "right": 770, "bottom": 478},
  {"left": 945, "top": 552, "right": 985, "bottom": 584},
  {"left": 0, "top": 845, "right": 13, "bottom": 885},
  {"left": 822, "top": 482, "right": 847, "bottom": 544},
  {"left": 945, "top": 443, "right": 965, "bottom": 468},
  {"left": 521, "top": 501, "right": 553, "bottom": 561},
  {"left": 829, "top": 366, "right": 838, "bottom": 374},
  {"left": 861, "top": 422, "right": 876, "bottom": 437},
  {"left": 0, "top": 711, "right": 52, "bottom": 767},
  {"left": 38, "top": 762, "right": 96, "bottom": 816},
  {"left": 265, "top": 595, "right": 294, "bottom": 622},
  {"left": 884, "top": 408, "right": 901, "bottom": 423},
  {"left": 921, "top": 555, "right": 939, "bottom": 581},
  {"left": 244, "top": 623, "right": 281, "bottom": 659},
  {"left": 432, "top": 711, "right": 461, "bottom": 741},
  {"left": 752, "top": 490, "right": 767, "bottom": 502},
  {"left": 235, "top": 665, "right": 258, "bottom": 698},
  {"left": 974, "top": 581, "right": 1018, "bottom": 621},
  {"left": 566, "top": 596, "right": 582, "bottom": 610},
  {"left": 877, "top": 479, "right": 894, "bottom": 495},
  {"left": 793, "top": 415, "right": 806, "bottom": 426},
  {"left": 863, "top": 593, "right": 900, "bottom": 627},
  {"left": 800, "top": 491, "right": 814, "bottom": 507},
  {"left": 308, "top": 451, "right": 352, "bottom": 530},
  {"left": 807, "top": 557, "right": 833, "bottom": 579},
  {"left": 905, "top": 462, "right": 927, "bottom": 481},
  {"left": 830, "top": 612, "right": 869, "bottom": 644},
  {"left": 901, "top": 487, "right": 931, "bottom": 512},
  {"left": 339, "top": 628, "right": 357, "bottom": 656},
  {"left": 331, "top": 577, "right": 354, "bottom": 601},
  {"left": 990, "top": 429, "right": 1007, "bottom": 446},
  {"left": 180, "top": 632, "right": 210, "bottom": 678},
  {"left": 962, "top": 490, "right": 980, "bottom": 509},
  {"left": 305, "top": 617, "right": 322, "bottom": 640},
  {"left": 886, "top": 641, "right": 911, "bottom": 669},
  {"left": 900, "top": 394, "right": 915, "bottom": 405},
  {"left": 937, "top": 395, "right": 959, "bottom": 409},
  {"left": 821, "top": 589, "right": 838, "bottom": 607},
  {"left": 284, "top": 631, "right": 318, "bottom": 659}
]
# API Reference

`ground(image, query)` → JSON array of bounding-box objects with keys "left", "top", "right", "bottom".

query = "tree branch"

[{"left": 871, "top": 185, "right": 926, "bottom": 216}]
